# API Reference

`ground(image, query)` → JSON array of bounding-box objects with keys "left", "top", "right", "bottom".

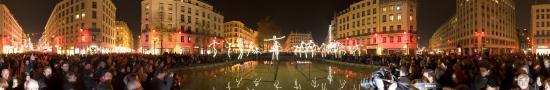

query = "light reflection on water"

[{"left": 175, "top": 59, "right": 378, "bottom": 90}]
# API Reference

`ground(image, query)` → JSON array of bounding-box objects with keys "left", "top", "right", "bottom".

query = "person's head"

[
  {"left": 101, "top": 72, "right": 113, "bottom": 82},
  {"left": 516, "top": 74, "right": 530, "bottom": 89},
  {"left": 398, "top": 67, "right": 408, "bottom": 77},
  {"left": 24, "top": 79, "right": 39, "bottom": 90},
  {"left": 84, "top": 63, "right": 92, "bottom": 70},
  {"left": 479, "top": 67, "right": 491, "bottom": 77},
  {"left": 43, "top": 67, "right": 52, "bottom": 77},
  {"left": 544, "top": 78, "right": 550, "bottom": 90},
  {"left": 99, "top": 61, "right": 106, "bottom": 68},
  {"left": 422, "top": 69, "right": 434, "bottom": 83},
  {"left": 156, "top": 71, "right": 167, "bottom": 79},
  {"left": 66, "top": 73, "right": 77, "bottom": 83},
  {"left": 0, "top": 78, "right": 7, "bottom": 90},
  {"left": 125, "top": 74, "right": 142, "bottom": 90},
  {"left": 544, "top": 59, "right": 550, "bottom": 68},
  {"left": 520, "top": 64, "right": 530, "bottom": 75},
  {"left": 1, "top": 69, "right": 8, "bottom": 80},
  {"left": 61, "top": 63, "right": 70, "bottom": 72},
  {"left": 479, "top": 61, "right": 491, "bottom": 77}
]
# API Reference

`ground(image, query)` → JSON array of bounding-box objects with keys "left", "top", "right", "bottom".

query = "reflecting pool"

[{"left": 175, "top": 58, "right": 379, "bottom": 90}]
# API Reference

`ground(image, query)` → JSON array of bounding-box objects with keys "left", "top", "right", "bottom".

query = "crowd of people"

[
  {"left": 321, "top": 53, "right": 550, "bottom": 90},
  {"left": 0, "top": 52, "right": 220, "bottom": 90},
  {"left": 2, "top": 51, "right": 550, "bottom": 90},
  {"left": 0, "top": 51, "right": 270, "bottom": 90}
]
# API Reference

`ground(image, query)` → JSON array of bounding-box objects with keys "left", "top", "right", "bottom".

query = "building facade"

[
  {"left": 115, "top": 21, "right": 134, "bottom": 53},
  {"left": 224, "top": 21, "right": 258, "bottom": 51},
  {"left": 532, "top": 4, "right": 550, "bottom": 54},
  {"left": 0, "top": 4, "right": 28, "bottom": 54},
  {"left": 331, "top": 0, "right": 418, "bottom": 55},
  {"left": 38, "top": 0, "right": 116, "bottom": 54},
  {"left": 284, "top": 32, "right": 313, "bottom": 52},
  {"left": 139, "top": 0, "right": 224, "bottom": 55},
  {"left": 430, "top": 0, "right": 518, "bottom": 55},
  {"left": 429, "top": 16, "right": 458, "bottom": 53}
]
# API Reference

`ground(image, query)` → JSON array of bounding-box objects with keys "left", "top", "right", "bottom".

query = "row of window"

[
  {"left": 535, "top": 21, "right": 550, "bottom": 27},
  {"left": 536, "top": 30, "right": 550, "bottom": 36},
  {"left": 350, "top": 0, "right": 377, "bottom": 10},
  {"left": 143, "top": 35, "right": 193, "bottom": 43},
  {"left": 536, "top": 8, "right": 550, "bottom": 13},
  {"left": 536, "top": 14, "right": 550, "bottom": 20},
  {"left": 338, "top": 25, "right": 413, "bottom": 39}
]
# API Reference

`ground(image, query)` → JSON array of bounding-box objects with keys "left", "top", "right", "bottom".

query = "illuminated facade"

[
  {"left": 331, "top": 0, "right": 418, "bottom": 55},
  {"left": 115, "top": 21, "right": 134, "bottom": 53},
  {"left": 429, "top": 16, "right": 458, "bottom": 53},
  {"left": 224, "top": 21, "right": 258, "bottom": 51},
  {"left": 283, "top": 32, "right": 313, "bottom": 52},
  {"left": 532, "top": 4, "right": 550, "bottom": 54},
  {"left": 430, "top": 0, "right": 518, "bottom": 55},
  {"left": 39, "top": 0, "right": 117, "bottom": 54},
  {"left": 0, "top": 4, "right": 28, "bottom": 54},
  {"left": 140, "top": 0, "right": 224, "bottom": 55}
]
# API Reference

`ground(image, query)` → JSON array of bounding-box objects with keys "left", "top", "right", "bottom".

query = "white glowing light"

[
  {"left": 208, "top": 39, "right": 221, "bottom": 58},
  {"left": 237, "top": 38, "right": 244, "bottom": 60},
  {"left": 320, "top": 43, "right": 327, "bottom": 58},
  {"left": 311, "top": 77, "right": 319, "bottom": 88},
  {"left": 226, "top": 42, "right": 232, "bottom": 58},
  {"left": 263, "top": 36, "right": 285, "bottom": 60},
  {"left": 327, "top": 66, "right": 333, "bottom": 84},
  {"left": 253, "top": 78, "right": 261, "bottom": 87},
  {"left": 273, "top": 80, "right": 282, "bottom": 90},
  {"left": 306, "top": 40, "right": 317, "bottom": 58}
]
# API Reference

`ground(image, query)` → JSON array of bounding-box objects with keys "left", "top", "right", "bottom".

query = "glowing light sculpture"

[
  {"left": 208, "top": 39, "right": 221, "bottom": 58},
  {"left": 306, "top": 40, "right": 317, "bottom": 58},
  {"left": 299, "top": 41, "right": 306, "bottom": 58},
  {"left": 320, "top": 43, "right": 327, "bottom": 58},
  {"left": 263, "top": 36, "right": 285, "bottom": 60},
  {"left": 226, "top": 42, "right": 232, "bottom": 58},
  {"left": 237, "top": 38, "right": 245, "bottom": 60}
]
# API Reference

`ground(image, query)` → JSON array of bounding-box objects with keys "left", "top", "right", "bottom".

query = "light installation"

[
  {"left": 306, "top": 40, "right": 317, "bottom": 58},
  {"left": 263, "top": 36, "right": 285, "bottom": 60},
  {"left": 237, "top": 38, "right": 244, "bottom": 60},
  {"left": 226, "top": 42, "right": 232, "bottom": 58},
  {"left": 320, "top": 43, "right": 327, "bottom": 58},
  {"left": 208, "top": 39, "right": 221, "bottom": 58},
  {"left": 299, "top": 41, "right": 306, "bottom": 58}
]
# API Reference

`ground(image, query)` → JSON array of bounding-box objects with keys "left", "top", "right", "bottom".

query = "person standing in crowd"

[{"left": 150, "top": 71, "right": 173, "bottom": 90}]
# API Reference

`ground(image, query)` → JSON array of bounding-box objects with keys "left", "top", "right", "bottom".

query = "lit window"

[
  {"left": 383, "top": 8, "right": 386, "bottom": 12},
  {"left": 81, "top": 13, "right": 86, "bottom": 18},
  {"left": 409, "top": 16, "right": 413, "bottom": 21},
  {"left": 390, "top": 15, "right": 394, "bottom": 21},
  {"left": 75, "top": 15, "right": 80, "bottom": 19},
  {"left": 397, "top": 15, "right": 401, "bottom": 21}
]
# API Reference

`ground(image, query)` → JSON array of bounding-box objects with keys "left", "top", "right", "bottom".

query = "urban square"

[{"left": 0, "top": 0, "right": 549, "bottom": 90}]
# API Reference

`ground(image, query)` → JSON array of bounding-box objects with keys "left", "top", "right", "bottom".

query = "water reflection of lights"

[
  {"left": 263, "top": 61, "right": 274, "bottom": 65},
  {"left": 229, "top": 61, "right": 258, "bottom": 72},
  {"left": 176, "top": 60, "right": 378, "bottom": 89},
  {"left": 295, "top": 61, "right": 311, "bottom": 64}
]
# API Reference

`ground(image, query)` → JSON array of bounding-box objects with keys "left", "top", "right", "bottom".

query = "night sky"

[{"left": 1, "top": 0, "right": 532, "bottom": 47}]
